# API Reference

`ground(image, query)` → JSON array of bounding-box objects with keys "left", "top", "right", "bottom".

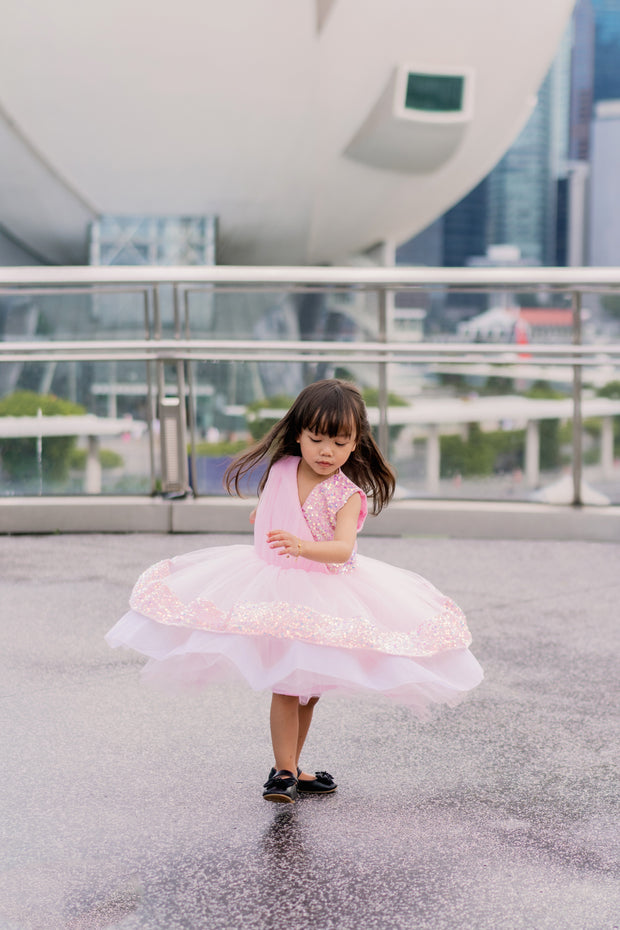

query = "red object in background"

[{"left": 514, "top": 316, "right": 530, "bottom": 358}]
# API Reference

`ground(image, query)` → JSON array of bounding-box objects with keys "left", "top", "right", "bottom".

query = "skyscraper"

[
  {"left": 486, "top": 74, "right": 552, "bottom": 264},
  {"left": 443, "top": 179, "right": 489, "bottom": 267},
  {"left": 592, "top": 0, "right": 620, "bottom": 101},
  {"left": 569, "top": 0, "right": 595, "bottom": 160},
  {"left": 398, "top": 22, "right": 572, "bottom": 268},
  {"left": 589, "top": 100, "right": 620, "bottom": 264}
]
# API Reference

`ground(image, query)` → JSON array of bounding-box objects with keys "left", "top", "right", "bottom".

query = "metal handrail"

[
  {"left": 2, "top": 264, "right": 620, "bottom": 287},
  {"left": 2, "top": 338, "right": 620, "bottom": 355},
  {"left": 2, "top": 265, "right": 620, "bottom": 506},
  {"left": 1, "top": 341, "right": 620, "bottom": 367}
]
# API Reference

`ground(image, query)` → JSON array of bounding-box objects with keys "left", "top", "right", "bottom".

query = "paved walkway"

[{"left": 1, "top": 533, "right": 618, "bottom": 930}]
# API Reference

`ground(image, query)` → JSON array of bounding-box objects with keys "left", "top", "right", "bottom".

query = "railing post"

[
  {"left": 85, "top": 435, "right": 102, "bottom": 494},
  {"left": 377, "top": 287, "right": 389, "bottom": 458},
  {"left": 572, "top": 290, "right": 583, "bottom": 506},
  {"left": 172, "top": 282, "right": 190, "bottom": 496},
  {"left": 143, "top": 287, "right": 157, "bottom": 495},
  {"left": 525, "top": 420, "right": 541, "bottom": 488},
  {"left": 184, "top": 286, "right": 199, "bottom": 497},
  {"left": 601, "top": 416, "right": 614, "bottom": 480},
  {"left": 153, "top": 284, "right": 164, "bottom": 403},
  {"left": 425, "top": 424, "right": 440, "bottom": 495},
  {"left": 155, "top": 284, "right": 189, "bottom": 497}
]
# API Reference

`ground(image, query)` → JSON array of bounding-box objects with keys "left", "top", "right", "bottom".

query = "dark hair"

[{"left": 224, "top": 379, "right": 395, "bottom": 513}]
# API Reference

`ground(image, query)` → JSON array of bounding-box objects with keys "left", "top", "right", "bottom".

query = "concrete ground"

[{"left": 0, "top": 532, "right": 618, "bottom": 930}]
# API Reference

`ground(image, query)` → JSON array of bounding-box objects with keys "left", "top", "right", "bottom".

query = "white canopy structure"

[{"left": 0, "top": 0, "right": 575, "bottom": 265}]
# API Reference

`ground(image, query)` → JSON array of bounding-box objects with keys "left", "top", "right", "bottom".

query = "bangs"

[
  {"left": 305, "top": 401, "right": 360, "bottom": 439},
  {"left": 289, "top": 379, "right": 367, "bottom": 443}
]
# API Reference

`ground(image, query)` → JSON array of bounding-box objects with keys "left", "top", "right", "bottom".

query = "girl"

[{"left": 106, "top": 379, "right": 483, "bottom": 803}]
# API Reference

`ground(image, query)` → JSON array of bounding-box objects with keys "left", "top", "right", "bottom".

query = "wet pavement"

[{"left": 0, "top": 532, "right": 618, "bottom": 930}]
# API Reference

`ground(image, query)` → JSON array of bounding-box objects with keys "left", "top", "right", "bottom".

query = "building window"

[
  {"left": 404, "top": 73, "right": 464, "bottom": 113},
  {"left": 90, "top": 215, "right": 216, "bottom": 266}
]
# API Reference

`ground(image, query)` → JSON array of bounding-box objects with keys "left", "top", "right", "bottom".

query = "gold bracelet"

[{"left": 295, "top": 538, "right": 302, "bottom": 559}]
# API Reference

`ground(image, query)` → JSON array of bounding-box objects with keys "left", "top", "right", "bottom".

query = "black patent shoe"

[
  {"left": 296, "top": 769, "right": 337, "bottom": 794},
  {"left": 263, "top": 769, "right": 298, "bottom": 804}
]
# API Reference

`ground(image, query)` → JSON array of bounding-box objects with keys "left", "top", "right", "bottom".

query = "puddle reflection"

[{"left": 259, "top": 806, "right": 309, "bottom": 868}]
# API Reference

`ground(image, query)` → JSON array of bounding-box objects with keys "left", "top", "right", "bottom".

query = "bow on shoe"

[
  {"left": 313, "top": 771, "right": 335, "bottom": 785},
  {"left": 296, "top": 769, "right": 338, "bottom": 794},
  {"left": 262, "top": 769, "right": 298, "bottom": 804}
]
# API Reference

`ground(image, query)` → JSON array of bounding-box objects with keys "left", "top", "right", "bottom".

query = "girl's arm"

[{"left": 267, "top": 493, "right": 361, "bottom": 564}]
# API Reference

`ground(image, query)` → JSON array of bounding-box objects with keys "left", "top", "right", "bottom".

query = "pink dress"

[{"left": 106, "top": 456, "right": 483, "bottom": 716}]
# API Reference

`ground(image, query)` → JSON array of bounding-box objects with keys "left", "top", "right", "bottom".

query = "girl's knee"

[{"left": 272, "top": 692, "right": 299, "bottom": 705}]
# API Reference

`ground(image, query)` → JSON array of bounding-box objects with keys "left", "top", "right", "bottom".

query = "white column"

[
  {"left": 525, "top": 419, "right": 540, "bottom": 488},
  {"left": 85, "top": 435, "right": 102, "bottom": 493},
  {"left": 425, "top": 424, "right": 440, "bottom": 495},
  {"left": 601, "top": 417, "right": 614, "bottom": 480},
  {"left": 108, "top": 361, "right": 117, "bottom": 418}
]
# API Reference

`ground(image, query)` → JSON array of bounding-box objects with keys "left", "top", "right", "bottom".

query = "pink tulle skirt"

[{"left": 106, "top": 544, "right": 483, "bottom": 717}]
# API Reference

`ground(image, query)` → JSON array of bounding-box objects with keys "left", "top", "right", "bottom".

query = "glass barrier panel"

[
  {"left": 185, "top": 286, "right": 381, "bottom": 342},
  {"left": 0, "top": 288, "right": 149, "bottom": 342},
  {"left": 1, "top": 277, "right": 619, "bottom": 506},
  {"left": 579, "top": 399, "right": 620, "bottom": 506},
  {"left": 0, "top": 360, "right": 153, "bottom": 496},
  {"left": 372, "top": 357, "right": 565, "bottom": 503},
  {"left": 186, "top": 358, "right": 387, "bottom": 496}
]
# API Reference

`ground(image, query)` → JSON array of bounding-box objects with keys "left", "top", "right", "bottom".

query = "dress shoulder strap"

[{"left": 312, "top": 470, "right": 368, "bottom": 532}]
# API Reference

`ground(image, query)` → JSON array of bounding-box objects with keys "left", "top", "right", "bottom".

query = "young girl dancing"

[{"left": 106, "top": 379, "right": 483, "bottom": 803}]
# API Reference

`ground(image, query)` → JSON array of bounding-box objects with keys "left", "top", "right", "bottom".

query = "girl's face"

[{"left": 297, "top": 427, "right": 356, "bottom": 479}]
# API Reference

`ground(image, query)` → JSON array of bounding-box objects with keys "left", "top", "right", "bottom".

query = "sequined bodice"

[
  {"left": 301, "top": 469, "right": 367, "bottom": 573},
  {"left": 253, "top": 456, "right": 367, "bottom": 575}
]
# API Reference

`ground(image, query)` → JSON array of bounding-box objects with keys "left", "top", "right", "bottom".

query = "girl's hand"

[{"left": 267, "top": 530, "right": 302, "bottom": 559}]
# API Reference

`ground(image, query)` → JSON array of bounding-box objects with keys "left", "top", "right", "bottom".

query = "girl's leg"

[
  {"left": 296, "top": 697, "right": 319, "bottom": 777},
  {"left": 270, "top": 693, "right": 300, "bottom": 774}
]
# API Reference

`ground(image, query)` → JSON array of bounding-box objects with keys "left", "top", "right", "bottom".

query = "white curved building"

[{"left": 0, "top": 0, "right": 575, "bottom": 265}]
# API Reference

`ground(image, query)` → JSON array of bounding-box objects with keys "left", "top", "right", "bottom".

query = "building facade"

[{"left": 589, "top": 100, "right": 620, "bottom": 265}]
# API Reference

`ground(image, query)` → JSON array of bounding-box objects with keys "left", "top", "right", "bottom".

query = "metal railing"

[{"left": 1, "top": 265, "right": 620, "bottom": 505}]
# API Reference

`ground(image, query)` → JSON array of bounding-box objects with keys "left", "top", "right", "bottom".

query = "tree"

[{"left": 0, "top": 391, "right": 85, "bottom": 481}]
